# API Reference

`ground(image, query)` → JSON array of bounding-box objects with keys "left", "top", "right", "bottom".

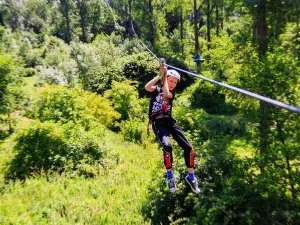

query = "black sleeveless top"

[{"left": 148, "top": 86, "right": 175, "bottom": 119}]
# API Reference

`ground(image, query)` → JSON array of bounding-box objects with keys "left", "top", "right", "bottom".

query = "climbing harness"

[{"left": 130, "top": 22, "right": 300, "bottom": 115}]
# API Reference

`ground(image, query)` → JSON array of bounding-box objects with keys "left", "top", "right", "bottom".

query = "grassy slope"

[
  {"left": 0, "top": 77, "right": 162, "bottom": 224},
  {"left": 0, "top": 123, "right": 161, "bottom": 224}
]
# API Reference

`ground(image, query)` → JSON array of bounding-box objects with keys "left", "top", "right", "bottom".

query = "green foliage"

[
  {"left": 37, "top": 36, "right": 78, "bottom": 87},
  {"left": 21, "top": 0, "right": 50, "bottom": 34},
  {"left": 143, "top": 135, "right": 300, "bottom": 225},
  {"left": 7, "top": 121, "right": 66, "bottom": 179},
  {"left": 0, "top": 54, "right": 14, "bottom": 112},
  {"left": 80, "top": 91, "right": 121, "bottom": 130},
  {"left": 30, "top": 85, "right": 82, "bottom": 123},
  {"left": 0, "top": 26, "right": 15, "bottom": 52},
  {"left": 191, "top": 157, "right": 300, "bottom": 225},
  {"left": 6, "top": 121, "right": 119, "bottom": 180},
  {"left": 204, "top": 115, "right": 247, "bottom": 137},
  {"left": 0, "top": 0, "right": 22, "bottom": 31},
  {"left": 120, "top": 118, "right": 146, "bottom": 143},
  {"left": 122, "top": 51, "right": 158, "bottom": 94},
  {"left": 0, "top": 134, "right": 158, "bottom": 224},
  {"left": 0, "top": 1, "right": 299, "bottom": 224},
  {"left": 179, "top": 78, "right": 237, "bottom": 115},
  {"left": 30, "top": 85, "right": 120, "bottom": 130},
  {"left": 0, "top": 53, "right": 25, "bottom": 127},
  {"left": 105, "top": 80, "right": 146, "bottom": 121},
  {"left": 70, "top": 34, "right": 126, "bottom": 92}
]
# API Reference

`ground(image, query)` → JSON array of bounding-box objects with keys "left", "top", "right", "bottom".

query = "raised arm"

[
  {"left": 162, "top": 67, "right": 173, "bottom": 99},
  {"left": 144, "top": 75, "right": 160, "bottom": 92}
]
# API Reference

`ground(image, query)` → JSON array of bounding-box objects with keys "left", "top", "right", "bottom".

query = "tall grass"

[{"left": 0, "top": 122, "right": 161, "bottom": 224}]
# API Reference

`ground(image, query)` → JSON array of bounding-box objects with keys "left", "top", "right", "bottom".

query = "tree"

[
  {"left": 0, "top": 53, "right": 23, "bottom": 133},
  {"left": 21, "top": 0, "right": 50, "bottom": 34},
  {"left": 59, "top": 0, "right": 74, "bottom": 43},
  {"left": 76, "top": 0, "right": 90, "bottom": 42},
  {"left": 0, "top": 0, "right": 22, "bottom": 31}
]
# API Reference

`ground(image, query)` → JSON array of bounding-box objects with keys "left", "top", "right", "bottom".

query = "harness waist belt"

[{"left": 155, "top": 114, "right": 170, "bottom": 119}]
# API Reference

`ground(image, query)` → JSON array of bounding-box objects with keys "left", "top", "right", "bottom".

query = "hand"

[
  {"left": 159, "top": 66, "right": 167, "bottom": 84},
  {"left": 159, "top": 58, "right": 167, "bottom": 84}
]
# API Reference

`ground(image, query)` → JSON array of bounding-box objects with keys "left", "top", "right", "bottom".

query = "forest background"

[{"left": 0, "top": 0, "right": 299, "bottom": 224}]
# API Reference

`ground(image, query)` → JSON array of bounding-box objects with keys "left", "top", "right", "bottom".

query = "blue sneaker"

[{"left": 185, "top": 175, "right": 200, "bottom": 194}]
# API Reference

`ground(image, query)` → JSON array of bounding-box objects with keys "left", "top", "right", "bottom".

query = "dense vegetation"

[{"left": 0, "top": 0, "right": 299, "bottom": 224}]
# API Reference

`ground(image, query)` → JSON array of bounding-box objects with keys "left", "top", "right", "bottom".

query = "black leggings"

[{"left": 152, "top": 117, "right": 195, "bottom": 169}]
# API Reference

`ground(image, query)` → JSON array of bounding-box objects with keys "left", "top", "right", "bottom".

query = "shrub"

[
  {"left": 120, "top": 118, "right": 146, "bottom": 143},
  {"left": 184, "top": 78, "right": 237, "bottom": 115},
  {"left": 104, "top": 80, "right": 146, "bottom": 121},
  {"left": 30, "top": 85, "right": 120, "bottom": 130},
  {"left": 6, "top": 121, "right": 118, "bottom": 180},
  {"left": 7, "top": 121, "right": 66, "bottom": 180}
]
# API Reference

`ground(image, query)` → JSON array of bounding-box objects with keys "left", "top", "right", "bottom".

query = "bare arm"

[
  {"left": 162, "top": 68, "right": 173, "bottom": 99},
  {"left": 144, "top": 76, "right": 160, "bottom": 92}
]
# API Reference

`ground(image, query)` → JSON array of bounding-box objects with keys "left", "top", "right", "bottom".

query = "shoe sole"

[
  {"left": 169, "top": 188, "right": 176, "bottom": 193},
  {"left": 185, "top": 176, "right": 200, "bottom": 194},
  {"left": 167, "top": 179, "right": 176, "bottom": 193}
]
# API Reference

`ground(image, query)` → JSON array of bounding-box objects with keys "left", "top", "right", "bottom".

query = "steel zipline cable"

[{"left": 131, "top": 22, "right": 300, "bottom": 115}]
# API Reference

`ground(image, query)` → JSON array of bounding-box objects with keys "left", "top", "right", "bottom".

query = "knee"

[
  {"left": 163, "top": 143, "right": 172, "bottom": 152},
  {"left": 184, "top": 144, "right": 193, "bottom": 153},
  {"left": 161, "top": 136, "right": 172, "bottom": 152}
]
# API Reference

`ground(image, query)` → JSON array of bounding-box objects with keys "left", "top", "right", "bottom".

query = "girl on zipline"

[{"left": 145, "top": 63, "right": 200, "bottom": 194}]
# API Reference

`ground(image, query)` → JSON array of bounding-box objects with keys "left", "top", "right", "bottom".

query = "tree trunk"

[
  {"left": 207, "top": 0, "right": 211, "bottom": 51},
  {"left": 180, "top": 6, "right": 184, "bottom": 56},
  {"left": 216, "top": 4, "right": 219, "bottom": 36},
  {"left": 128, "top": 0, "right": 133, "bottom": 39},
  {"left": 285, "top": 154, "right": 296, "bottom": 200},
  {"left": 277, "top": 121, "right": 297, "bottom": 200},
  {"left": 60, "top": 0, "right": 72, "bottom": 44},
  {"left": 0, "top": 11, "right": 4, "bottom": 26},
  {"left": 193, "top": 0, "right": 200, "bottom": 72},
  {"left": 148, "top": 0, "right": 154, "bottom": 45},
  {"left": 256, "top": 0, "right": 268, "bottom": 173},
  {"left": 221, "top": 0, "right": 224, "bottom": 30},
  {"left": 65, "top": 1, "right": 71, "bottom": 43},
  {"left": 256, "top": 0, "right": 267, "bottom": 57},
  {"left": 79, "top": 0, "right": 87, "bottom": 43}
]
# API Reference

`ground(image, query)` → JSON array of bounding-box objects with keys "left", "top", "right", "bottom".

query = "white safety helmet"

[{"left": 167, "top": 69, "right": 180, "bottom": 82}]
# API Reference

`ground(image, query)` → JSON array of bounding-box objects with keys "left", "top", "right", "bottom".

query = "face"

[{"left": 167, "top": 76, "right": 178, "bottom": 91}]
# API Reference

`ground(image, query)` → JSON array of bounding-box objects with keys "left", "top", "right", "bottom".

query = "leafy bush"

[
  {"left": 70, "top": 34, "right": 126, "bottom": 93},
  {"left": 37, "top": 36, "right": 78, "bottom": 87},
  {"left": 80, "top": 91, "right": 121, "bottom": 130},
  {"left": 173, "top": 101, "right": 209, "bottom": 145},
  {"left": 0, "top": 53, "right": 25, "bottom": 133},
  {"left": 204, "top": 115, "right": 247, "bottom": 137},
  {"left": 122, "top": 51, "right": 158, "bottom": 94},
  {"left": 184, "top": 78, "right": 237, "bottom": 115},
  {"left": 143, "top": 135, "right": 300, "bottom": 225},
  {"left": 104, "top": 80, "right": 147, "bottom": 121},
  {"left": 120, "top": 118, "right": 146, "bottom": 143},
  {"left": 7, "top": 121, "right": 66, "bottom": 180},
  {"left": 30, "top": 85, "right": 120, "bottom": 130},
  {"left": 6, "top": 121, "right": 119, "bottom": 180},
  {"left": 0, "top": 26, "right": 15, "bottom": 52}
]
